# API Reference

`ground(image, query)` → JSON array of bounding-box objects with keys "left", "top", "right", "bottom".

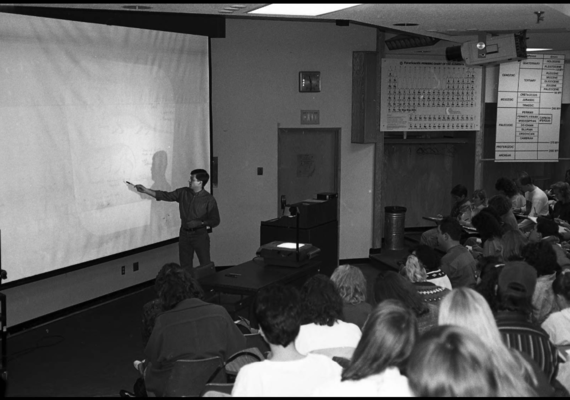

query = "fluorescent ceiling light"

[
  {"left": 249, "top": 4, "right": 361, "bottom": 16},
  {"left": 526, "top": 48, "right": 553, "bottom": 52}
]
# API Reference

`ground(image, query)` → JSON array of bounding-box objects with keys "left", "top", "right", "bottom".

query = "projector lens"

[{"left": 445, "top": 45, "right": 463, "bottom": 61}]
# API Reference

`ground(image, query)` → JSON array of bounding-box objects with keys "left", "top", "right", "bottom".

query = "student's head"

[
  {"left": 550, "top": 181, "right": 570, "bottom": 203},
  {"left": 437, "top": 216, "right": 462, "bottom": 246},
  {"left": 254, "top": 285, "right": 301, "bottom": 347},
  {"left": 299, "top": 274, "right": 344, "bottom": 327},
  {"left": 497, "top": 261, "right": 537, "bottom": 314},
  {"left": 487, "top": 194, "right": 512, "bottom": 218},
  {"left": 450, "top": 184, "right": 468, "bottom": 202},
  {"left": 471, "top": 208, "right": 503, "bottom": 243},
  {"left": 157, "top": 263, "right": 204, "bottom": 311},
  {"left": 373, "top": 271, "right": 427, "bottom": 317},
  {"left": 495, "top": 177, "right": 520, "bottom": 198},
  {"left": 471, "top": 189, "right": 487, "bottom": 207},
  {"left": 190, "top": 168, "right": 209, "bottom": 189},
  {"left": 439, "top": 288, "right": 503, "bottom": 346},
  {"left": 342, "top": 300, "right": 418, "bottom": 382},
  {"left": 522, "top": 241, "right": 559, "bottom": 277},
  {"left": 501, "top": 226, "right": 528, "bottom": 261},
  {"left": 413, "top": 244, "right": 441, "bottom": 272},
  {"left": 330, "top": 264, "right": 367, "bottom": 306},
  {"left": 553, "top": 270, "right": 570, "bottom": 309},
  {"left": 407, "top": 325, "right": 500, "bottom": 397},
  {"left": 531, "top": 216, "right": 561, "bottom": 242},
  {"left": 517, "top": 173, "right": 533, "bottom": 191},
  {"left": 401, "top": 254, "right": 427, "bottom": 283}
]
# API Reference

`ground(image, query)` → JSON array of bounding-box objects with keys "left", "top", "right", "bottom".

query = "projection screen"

[{"left": 0, "top": 13, "right": 210, "bottom": 283}]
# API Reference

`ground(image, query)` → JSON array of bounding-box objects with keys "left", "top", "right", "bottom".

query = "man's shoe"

[{"left": 119, "top": 389, "right": 136, "bottom": 397}]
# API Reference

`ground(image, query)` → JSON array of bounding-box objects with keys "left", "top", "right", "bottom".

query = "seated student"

[
  {"left": 522, "top": 241, "right": 562, "bottom": 325},
  {"left": 542, "top": 270, "right": 570, "bottom": 393},
  {"left": 501, "top": 225, "right": 529, "bottom": 261},
  {"left": 437, "top": 216, "right": 478, "bottom": 288},
  {"left": 295, "top": 274, "right": 362, "bottom": 356},
  {"left": 232, "top": 285, "right": 342, "bottom": 397},
  {"left": 313, "top": 300, "right": 417, "bottom": 397},
  {"left": 137, "top": 264, "right": 246, "bottom": 397},
  {"left": 475, "top": 256, "right": 505, "bottom": 314},
  {"left": 459, "top": 188, "right": 487, "bottom": 227},
  {"left": 140, "top": 263, "right": 202, "bottom": 348},
  {"left": 550, "top": 182, "right": 570, "bottom": 222},
  {"left": 414, "top": 244, "right": 452, "bottom": 290},
  {"left": 517, "top": 173, "right": 550, "bottom": 232},
  {"left": 495, "top": 176, "right": 526, "bottom": 212},
  {"left": 494, "top": 261, "right": 560, "bottom": 384},
  {"left": 330, "top": 264, "right": 372, "bottom": 330},
  {"left": 420, "top": 184, "right": 471, "bottom": 250},
  {"left": 469, "top": 208, "right": 505, "bottom": 262},
  {"left": 374, "top": 271, "right": 439, "bottom": 335},
  {"left": 407, "top": 325, "right": 504, "bottom": 397},
  {"left": 528, "top": 216, "right": 570, "bottom": 270},
  {"left": 439, "top": 287, "right": 549, "bottom": 396},
  {"left": 488, "top": 194, "right": 520, "bottom": 232},
  {"left": 401, "top": 254, "right": 450, "bottom": 305}
]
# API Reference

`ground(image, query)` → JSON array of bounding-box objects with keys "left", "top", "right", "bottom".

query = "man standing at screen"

[{"left": 134, "top": 169, "right": 220, "bottom": 276}]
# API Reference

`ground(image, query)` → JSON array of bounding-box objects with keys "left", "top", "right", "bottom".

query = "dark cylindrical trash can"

[{"left": 384, "top": 206, "right": 407, "bottom": 251}]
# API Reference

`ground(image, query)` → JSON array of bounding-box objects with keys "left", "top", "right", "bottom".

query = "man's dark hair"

[
  {"left": 450, "top": 184, "right": 468, "bottom": 198},
  {"left": 438, "top": 216, "right": 462, "bottom": 241},
  {"left": 254, "top": 285, "right": 301, "bottom": 347},
  {"left": 157, "top": 263, "right": 204, "bottom": 311},
  {"left": 536, "top": 216, "right": 560, "bottom": 239},
  {"left": 518, "top": 174, "right": 533, "bottom": 187},
  {"left": 471, "top": 208, "right": 503, "bottom": 243},
  {"left": 191, "top": 169, "right": 210, "bottom": 187},
  {"left": 299, "top": 274, "right": 344, "bottom": 326},
  {"left": 487, "top": 194, "right": 512, "bottom": 217},
  {"left": 494, "top": 177, "right": 519, "bottom": 198},
  {"left": 522, "top": 241, "right": 560, "bottom": 277}
]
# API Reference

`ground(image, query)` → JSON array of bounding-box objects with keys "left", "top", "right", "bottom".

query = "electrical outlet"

[
  {"left": 121, "top": 266, "right": 125, "bottom": 275},
  {"left": 133, "top": 262, "right": 139, "bottom": 272}
]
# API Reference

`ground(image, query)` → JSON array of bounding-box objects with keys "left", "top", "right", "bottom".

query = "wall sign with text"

[
  {"left": 380, "top": 59, "right": 483, "bottom": 132},
  {"left": 495, "top": 54, "right": 565, "bottom": 162}
]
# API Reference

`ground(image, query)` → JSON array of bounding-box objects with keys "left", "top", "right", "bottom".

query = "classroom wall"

[{"left": 209, "top": 19, "right": 377, "bottom": 266}]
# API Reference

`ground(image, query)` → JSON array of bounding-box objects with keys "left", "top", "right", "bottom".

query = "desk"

[
  {"left": 199, "top": 259, "right": 321, "bottom": 326},
  {"left": 423, "top": 216, "right": 442, "bottom": 224}
]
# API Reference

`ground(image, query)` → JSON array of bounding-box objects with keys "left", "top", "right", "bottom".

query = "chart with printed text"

[
  {"left": 495, "top": 54, "right": 565, "bottom": 162},
  {"left": 380, "top": 59, "right": 483, "bottom": 132}
]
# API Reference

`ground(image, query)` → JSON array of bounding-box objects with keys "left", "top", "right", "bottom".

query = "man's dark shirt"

[{"left": 155, "top": 188, "right": 220, "bottom": 230}]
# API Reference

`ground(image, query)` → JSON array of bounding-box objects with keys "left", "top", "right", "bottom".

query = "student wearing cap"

[{"left": 495, "top": 261, "right": 560, "bottom": 384}]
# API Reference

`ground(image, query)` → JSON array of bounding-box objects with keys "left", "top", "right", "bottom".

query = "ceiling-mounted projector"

[{"left": 446, "top": 32, "right": 527, "bottom": 66}]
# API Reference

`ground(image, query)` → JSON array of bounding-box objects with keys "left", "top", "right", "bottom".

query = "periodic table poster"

[
  {"left": 380, "top": 59, "right": 483, "bottom": 132},
  {"left": 495, "top": 54, "right": 565, "bottom": 162}
]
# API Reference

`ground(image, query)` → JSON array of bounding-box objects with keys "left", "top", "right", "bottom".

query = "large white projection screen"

[{"left": 0, "top": 14, "right": 210, "bottom": 283}]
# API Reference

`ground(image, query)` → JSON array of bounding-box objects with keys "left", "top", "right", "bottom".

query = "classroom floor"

[{"left": 4, "top": 243, "right": 412, "bottom": 397}]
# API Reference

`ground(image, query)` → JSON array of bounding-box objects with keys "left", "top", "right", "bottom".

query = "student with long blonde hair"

[{"left": 438, "top": 287, "right": 551, "bottom": 396}]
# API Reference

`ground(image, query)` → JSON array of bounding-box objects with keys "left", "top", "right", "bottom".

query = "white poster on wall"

[
  {"left": 495, "top": 54, "right": 565, "bottom": 162},
  {"left": 380, "top": 59, "right": 483, "bottom": 132}
]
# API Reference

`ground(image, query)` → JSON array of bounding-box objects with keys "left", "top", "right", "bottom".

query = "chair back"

[
  {"left": 244, "top": 332, "right": 271, "bottom": 356},
  {"left": 163, "top": 356, "right": 226, "bottom": 397},
  {"left": 224, "top": 347, "right": 264, "bottom": 382},
  {"left": 200, "top": 383, "right": 234, "bottom": 397}
]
